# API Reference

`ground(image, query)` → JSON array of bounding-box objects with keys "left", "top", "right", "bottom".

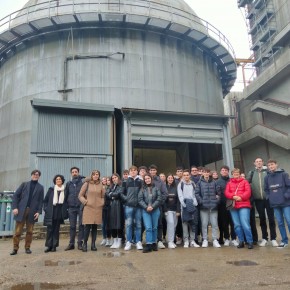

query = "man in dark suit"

[{"left": 10, "top": 169, "right": 44, "bottom": 255}]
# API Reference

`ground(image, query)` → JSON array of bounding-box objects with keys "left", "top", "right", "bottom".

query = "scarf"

[{"left": 53, "top": 185, "right": 65, "bottom": 205}]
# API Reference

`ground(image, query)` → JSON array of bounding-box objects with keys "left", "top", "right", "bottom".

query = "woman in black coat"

[
  {"left": 43, "top": 174, "right": 68, "bottom": 253},
  {"left": 105, "top": 173, "right": 124, "bottom": 249}
]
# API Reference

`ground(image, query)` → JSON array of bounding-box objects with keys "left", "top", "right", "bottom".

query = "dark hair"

[
  {"left": 123, "top": 169, "right": 129, "bottom": 174},
  {"left": 143, "top": 174, "right": 153, "bottom": 186},
  {"left": 138, "top": 166, "right": 148, "bottom": 172},
  {"left": 203, "top": 168, "right": 211, "bottom": 173},
  {"left": 111, "top": 173, "right": 121, "bottom": 186},
  {"left": 149, "top": 164, "right": 158, "bottom": 170},
  {"left": 129, "top": 166, "right": 138, "bottom": 171},
  {"left": 254, "top": 157, "right": 263, "bottom": 162},
  {"left": 166, "top": 173, "right": 176, "bottom": 187},
  {"left": 176, "top": 166, "right": 184, "bottom": 171},
  {"left": 53, "top": 174, "right": 65, "bottom": 185},
  {"left": 190, "top": 165, "right": 198, "bottom": 170},
  {"left": 267, "top": 159, "right": 277, "bottom": 164},
  {"left": 31, "top": 169, "right": 41, "bottom": 176},
  {"left": 220, "top": 165, "right": 230, "bottom": 171},
  {"left": 70, "top": 166, "right": 79, "bottom": 173},
  {"left": 90, "top": 170, "right": 101, "bottom": 181},
  {"left": 183, "top": 169, "right": 190, "bottom": 174}
]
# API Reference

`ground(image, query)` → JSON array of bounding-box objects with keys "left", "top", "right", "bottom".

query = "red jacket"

[{"left": 225, "top": 178, "right": 251, "bottom": 209}]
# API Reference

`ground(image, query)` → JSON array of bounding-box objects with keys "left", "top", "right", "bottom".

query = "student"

[{"left": 264, "top": 159, "right": 290, "bottom": 248}]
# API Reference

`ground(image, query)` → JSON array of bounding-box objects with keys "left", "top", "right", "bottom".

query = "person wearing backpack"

[{"left": 248, "top": 157, "right": 278, "bottom": 247}]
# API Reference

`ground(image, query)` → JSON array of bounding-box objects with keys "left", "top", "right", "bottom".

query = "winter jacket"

[
  {"left": 247, "top": 168, "right": 268, "bottom": 200},
  {"left": 138, "top": 185, "right": 162, "bottom": 210},
  {"left": 215, "top": 175, "right": 230, "bottom": 204},
  {"left": 195, "top": 177, "right": 220, "bottom": 210},
  {"left": 152, "top": 175, "right": 168, "bottom": 205},
  {"left": 264, "top": 169, "right": 290, "bottom": 207},
  {"left": 225, "top": 178, "right": 251, "bottom": 209},
  {"left": 12, "top": 180, "right": 44, "bottom": 224},
  {"left": 105, "top": 184, "right": 124, "bottom": 230},
  {"left": 164, "top": 183, "right": 181, "bottom": 213},
  {"left": 43, "top": 187, "right": 67, "bottom": 226},
  {"left": 64, "top": 176, "right": 84, "bottom": 208},
  {"left": 121, "top": 176, "right": 143, "bottom": 207}
]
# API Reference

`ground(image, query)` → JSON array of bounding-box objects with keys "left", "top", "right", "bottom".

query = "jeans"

[
  {"left": 142, "top": 208, "right": 160, "bottom": 244},
  {"left": 273, "top": 206, "right": 290, "bottom": 244},
  {"left": 200, "top": 209, "right": 218, "bottom": 240},
  {"left": 165, "top": 211, "right": 178, "bottom": 243},
  {"left": 125, "top": 206, "right": 142, "bottom": 243},
  {"left": 101, "top": 208, "right": 108, "bottom": 239},
  {"left": 230, "top": 208, "right": 253, "bottom": 243},
  {"left": 68, "top": 207, "right": 84, "bottom": 245},
  {"left": 255, "top": 199, "right": 276, "bottom": 240}
]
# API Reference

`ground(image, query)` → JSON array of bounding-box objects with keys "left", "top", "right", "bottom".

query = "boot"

[
  {"left": 143, "top": 244, "right": 152, "bottom": 253},
  {"left": 115, "top": 238, "right": 122, "bottom": 249},
  {"left": 82, "top": 225, "right": 90, "bottom": 252},
  {"left": 248, "top": 243, "right": 254, "bottom": 249},
  {"left": 237, "top": 242, "right": 245, "bottom": 249},
  {"left": 152, "top": 243, "right": 158, "bottom": 251},
  {"left": 91, "top": 226, "right": 97, "bottom": 251},
  {"left": 110, "top": 238, "right": 118, "bottom": 249}
]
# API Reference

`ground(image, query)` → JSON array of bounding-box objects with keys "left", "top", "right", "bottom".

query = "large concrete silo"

[{"left": 0, "top": 0, "right": 237, "bottom": 190}]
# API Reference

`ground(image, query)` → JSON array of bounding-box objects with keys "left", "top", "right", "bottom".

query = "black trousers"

[
  {"left": 255, "top": 199, "right": 276, "bottom": 240},
  {"left": 45, "top": 219, "right": 61, "bottom": 248},
  {"left": 250, "top": 203, "right": 258, "bottom": 243},
  {"left": 218, "top": 203, "right": 236, "bottom": 241},
  {"left": 68, "top": 207, "right": 84, "bottom": 246}
]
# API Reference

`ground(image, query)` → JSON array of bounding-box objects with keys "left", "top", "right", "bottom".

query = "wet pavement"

[{"left": 1, "top": 238, "right": 290, "bottom": 289}]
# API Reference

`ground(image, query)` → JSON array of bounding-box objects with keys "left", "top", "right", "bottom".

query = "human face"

[
  {"left": 71, "top": 168, "right": 79, "bottom": 178},
  {"left": 159, "top": 173, "right": 166, "bottom": 182},
  {"left": 129, "top": 168, "right": 137, "bottom": 178},
  {"left": 112, "top": 175, "right": 119, "bottom": 184},
  {"left": 191, "top": 168, "right": 198, "bottom": 176},
  {"left": 55, "top": 176, "right": 63, "bottom": 186},
  {"left": 106, "top": 178, "right": 111, "bottom": 186},
  {"left": 232, "top": 171, "right": 240, "bottom": 179},
  {"left": 149, "top": 168, "right": 157, "bottom": 177},
  {"left": 101, "top": 177, "right": 107, "bottom": 185},
  {"left": 220, "top": 168, "right": 229, "bottom": 177},
  {"left": 212, "top": 171, "right": 218, "bottom": 179},
  {"left": 144, "top": 175, "right": 152, "bottom": 185},
  {"left": 254, "top": 158, "right": 263, "bottom": 169},
  {"left": 268, "top": 162, "right": 278, "bottom": 172},
  {"left": 92, "top": 171, "right": 100, "bottom": 181},
  {"left": 183, "top": 172, "right": 190, "bottom": 182},
  {"left": 167, "top": 175, "right": 174, "bottom": 185},
  {"left": 203, "top": 171, "right": 210, "bottom": 180},
  {"left": 176, "top": 170, "right": 183, "bottom": 178},
  {"left": 139, "top": 169, "right": 147, "bottom": 177},
  {"left": 123, "top": 172, "right": 129, "bottom": 180},
  {"left": 31, "top": 172, "right": 40, "bottom": 181},
  {"left": 240, "top": 173, "right": 246, "bottom": 179}
]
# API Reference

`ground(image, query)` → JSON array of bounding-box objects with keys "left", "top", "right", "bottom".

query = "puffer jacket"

[
  {"left": 64, "top": 176, "right": 84, "bottom": 208},
  {"left": 225, "top": 178, "right": 251, "bottom": 209},
  {"left": 195, "top": 177, "right": 220, "bottom": 210},
  {"left": 138, "top": 185, "right": 162, "bottom": 210},
  {"left": 264, "top": 169, "right": 290, "bottom": 207},
  {"left": 121, "top": 176, "right": 143, "bottom": 207}
]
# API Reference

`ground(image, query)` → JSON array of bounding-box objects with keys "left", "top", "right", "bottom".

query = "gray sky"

[{"left": 0, "top": 0, "right": 251, "bottom": 89}]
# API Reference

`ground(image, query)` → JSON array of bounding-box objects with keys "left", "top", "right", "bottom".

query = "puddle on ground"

[
  {"left": 10, "top": 283, "right": 63, "bottom": 290},
  {"left": 227, "top": 260, "right": 258, "bottom": 266},
  {"left": 102, "top": 252, "right": 125, "bottom": 258},
  {"left": 44, "top": 260, "right": 81, "bottom": 266},
  {"left": 186, "top": 268, "right": 197, "bottom": 272}
]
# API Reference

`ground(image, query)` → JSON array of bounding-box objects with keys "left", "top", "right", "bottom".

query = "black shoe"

[
  {"left": 65, "top": 244, "right": 75, "bottom": 251},
  {"left": 44, "top": 247, "right": 52, "bottom": 253},
  {"left": 91, "top": 244, "right": 97, "bottom": 251},
  {"left": 152, "top": 243, "right": 158, "bottom": 251},
  {"left": 143, "top": 244, "right": 152, "bottom": 253},
  {"left": 253, "top": 241, "right": 258, "bottom": 245},
  {"left": 248, "top": 243, "right": 254, "bottom": 249},
  {"left": 82, "top": 243, "right": 88, "bottom": 252},
  {"left": 237, "top": 242, "right": 245, "bottom": 249},
  {"left": 25, "top": 248, "right": 32, "bottom": 254},
  {"left": 10, "top": 249, "right": 17, "bottom": 255},
  {"left": 51, "top": 247, "right": 56, "bottom": 252},
  {"left": 77, "top": 242, "right": 83, "bottom": 250}
]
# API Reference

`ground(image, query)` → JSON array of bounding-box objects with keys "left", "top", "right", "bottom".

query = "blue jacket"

[
  {"left": 264, "top": 169, "right": 290, "bottom": 207},
  {"left": 64, "top": 176, "right": 84, "bottom": 208}
]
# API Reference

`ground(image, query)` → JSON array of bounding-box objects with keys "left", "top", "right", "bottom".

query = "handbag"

[
  {"left": 80, "top": 182, "right": 89, "bottom": 211},
  {"left": 226, "top": 182, "right": 241, "bottom": 210}
]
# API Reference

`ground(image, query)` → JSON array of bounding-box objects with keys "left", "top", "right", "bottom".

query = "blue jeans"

[
  {"left": 274, "top": 206, "right": 290, "bottom": 244},
  {"left": 230, "top": 208, "right": 253, "bottom": 243},
  {"left": 68, "top": 207, "right": 84, "bottom": 245},
  {"left": 142, "top": 208, "right": 160, "bottom": 244},
  {"left": 125, "top": 206, "right": 142, "bottom": 243}
]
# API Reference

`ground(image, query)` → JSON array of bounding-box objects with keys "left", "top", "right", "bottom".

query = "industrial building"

[
  {"left": 0, "top": 0, "right": 237, "bottom": 190},
  {"left": 231, "top": 0, "right": 290, "bottom": 173}
]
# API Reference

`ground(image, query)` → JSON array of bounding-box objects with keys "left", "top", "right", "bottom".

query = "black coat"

[
  {"left": 43, "top": 187, "right": 67, "bottom": 226},
  {"left": 105, "top": 184, "right": 124, "bottom": 230},
  {"left": 138, "top": 186, "right": 162, "bottom": 210},
  {"left": 12, "top": 181, "right": 44, "bottom": 224}
]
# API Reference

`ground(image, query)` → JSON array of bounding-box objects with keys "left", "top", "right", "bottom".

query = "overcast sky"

[{"left": 0, "top": 0, "right": 251, "bottom": 89}]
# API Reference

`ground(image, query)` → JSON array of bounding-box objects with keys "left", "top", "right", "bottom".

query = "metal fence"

[{"left": 0, "top": 192, "right": 15, "bottom": 237}]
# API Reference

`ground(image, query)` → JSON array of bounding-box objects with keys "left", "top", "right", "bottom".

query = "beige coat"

[{"left": 79, "top": 181, "right": 105, "bottom": 225}]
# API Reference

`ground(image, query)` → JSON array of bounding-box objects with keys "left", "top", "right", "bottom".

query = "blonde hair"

[{"left": 231, "top": 168, "right": 240, "bottom": 175}]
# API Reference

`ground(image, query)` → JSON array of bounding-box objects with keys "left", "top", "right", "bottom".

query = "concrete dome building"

[{"left": 0, "top": 0, "right": 237, "bottom": 190}]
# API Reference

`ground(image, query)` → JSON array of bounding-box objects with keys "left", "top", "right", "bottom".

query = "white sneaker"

[
  {"left": 184, "top": 241, "right": 189, "bottom": 248},
  {"left": 271, "top": 240, "right": 279, "bottom": 247},
  {"left": 124, "top": 241, "right": 132, "bottom": 251},
  {"left": 231, "top": 239, "right": 239, "bottom": 247},
  {"left": 168, "top": 242, "right": 175, "bottom": 249},
  {"left": 224, "top": 239, "right": 230, "bottom": 247},
  {"left": 176, "top": 237, "right": 182, "bottom": 245},
  {"left": 190, "top": 240, "right": 200, "bottom": 248},
  {"left": 105, "top": 239, "right": 111, "bottom": 247},
  {"left": 100, "top": 239, "right": 106, "bottom": 246},
  {"left": 110, "top": 238, "right": 118, "bottom": 249},
  {"left": 158, "top": 241, "right": 166, "bottom": 249},
  {"left": 277, "top": 242, "right": 288, "bottom": 248},
  {"left": 136, "top": 241, "right": 143, "bottom": 250},
  {"left": 213, "top": 240, "right": 221, "bottom": 248},
  {"left": 202, "top": 240, "right": 208, "bottom": 248},
  {"left": 115, "top": 238, "right": 122, "bottom": 249},
  {"left": 259, "top": 239, "right": 268, "bottom": 247}
]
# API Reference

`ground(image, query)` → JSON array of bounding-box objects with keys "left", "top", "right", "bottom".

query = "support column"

[{"left": 222, "top": 121, "right": 234, "bottom": 169}]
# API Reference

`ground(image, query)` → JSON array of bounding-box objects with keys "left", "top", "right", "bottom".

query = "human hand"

[
  {"left": 13, "top": 209, "right": 18, "bottom": 216},
  {"left": 176, "top": 212, "right": 180, "bottom": 217},
  {"left": 34, "top": 213, "right": 39, "bottom": 220}
]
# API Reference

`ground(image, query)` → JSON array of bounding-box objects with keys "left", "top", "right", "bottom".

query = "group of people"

[{"left": 9, "top": 157, "right": 290, "bottom": 255}]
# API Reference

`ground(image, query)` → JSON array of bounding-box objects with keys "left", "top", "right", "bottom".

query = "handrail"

[{"left": 0, "top": 0, "right": 236, "bottom": 59}]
